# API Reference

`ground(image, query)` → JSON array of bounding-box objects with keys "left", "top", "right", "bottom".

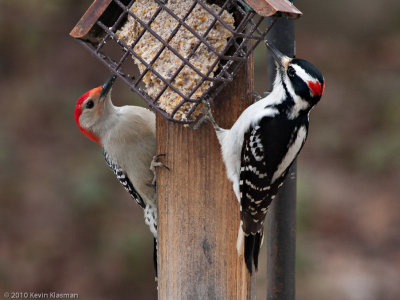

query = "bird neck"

[
  {"left": 78, "top": 124, "right": 101, "bottom": 145},
  {"left": 90, "top": 98, "right": 118, "bottom": 145},
  {"left": 275, "top": 76, "right": 310, "bottom": 120}
]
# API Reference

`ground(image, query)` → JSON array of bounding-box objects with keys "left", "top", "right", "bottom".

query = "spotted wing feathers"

[{"left": 103, "top": 150, "right": 146, "bottom": 209}]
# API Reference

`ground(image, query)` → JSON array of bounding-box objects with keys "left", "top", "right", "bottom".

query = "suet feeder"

[{"left": 70, "top": 0, "right": 301, "bottom": 124}]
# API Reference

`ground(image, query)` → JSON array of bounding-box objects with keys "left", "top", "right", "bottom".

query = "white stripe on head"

[{"left": 292, "top": 64, "right": 319, "bottom": 83}]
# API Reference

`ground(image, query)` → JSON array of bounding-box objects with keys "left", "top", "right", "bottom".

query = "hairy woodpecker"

[
  {"left": 74, "top": 75, "right": 159, "bottom": 274},
  {"left": 204, "top": 42, "right": 325, "bottom": 273}
]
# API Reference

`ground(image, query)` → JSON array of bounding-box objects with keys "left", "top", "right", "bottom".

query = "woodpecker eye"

[
  {"left": 86, "top": 100, "right": 94, "bottom": 109},
  {"left": 287, "top": 66, "right": 296, "bottom": 77}
]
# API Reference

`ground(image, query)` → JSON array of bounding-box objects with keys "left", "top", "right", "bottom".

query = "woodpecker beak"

[
  {"left": 265, "top": 41, "right": 291, "bottom": 70},
  {"left": 100, "top": 74, "right": 117, "bottom": 99}
]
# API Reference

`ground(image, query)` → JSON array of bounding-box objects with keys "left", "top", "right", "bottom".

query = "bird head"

[
  {"left": 74, "top": 75, "right": 117, "bottom": 144},
  {"left": 266, "top": 42, "right": 325, "bottom": 108}
]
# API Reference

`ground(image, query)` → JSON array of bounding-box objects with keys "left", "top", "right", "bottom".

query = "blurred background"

[{"left": 0, "top": 0, "right": 399, "bottom": 299}]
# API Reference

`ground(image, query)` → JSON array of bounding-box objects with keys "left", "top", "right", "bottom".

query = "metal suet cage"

[{"left": 70, "top": 0, "right": 301, "bottom": 124}]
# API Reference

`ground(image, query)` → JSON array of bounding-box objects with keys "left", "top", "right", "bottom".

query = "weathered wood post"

[{"left": 156, "top": 61, "right": 254, "bottom": 299}]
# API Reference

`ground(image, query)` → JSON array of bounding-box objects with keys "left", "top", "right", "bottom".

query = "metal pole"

[{"left": 266, "top": 8, "right": 296, "bottom": 300}]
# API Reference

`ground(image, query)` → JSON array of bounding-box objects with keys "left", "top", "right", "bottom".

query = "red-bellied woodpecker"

[
  {"left": 74, "top": 75, "right": 160, "bottom": 274},
  {"left": 203, "top": 42, "right": 325, "bottom": 274}
]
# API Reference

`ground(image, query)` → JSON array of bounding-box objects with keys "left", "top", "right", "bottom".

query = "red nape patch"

[
  {"left": 74, "top": 88, "right": 101, "bottom": 145},
  {"left": 308, "top": 81, "right": 324, "bottom": 97}
]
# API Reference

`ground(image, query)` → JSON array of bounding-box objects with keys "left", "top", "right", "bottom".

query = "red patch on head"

[
  {"left": 74, "top": 87, "right": 102, "bottom": 145},
  {"left": 308, "top": 81, "right": 324, "bottom": 97}
]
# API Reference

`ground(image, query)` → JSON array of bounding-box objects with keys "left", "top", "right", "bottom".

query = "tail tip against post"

[{"left": 236, "top": 224, "right": 245, "bottom": 256}]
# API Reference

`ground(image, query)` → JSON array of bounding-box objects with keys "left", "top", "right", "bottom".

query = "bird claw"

[
  {"left": 192, "top": 99, "right": 220, "bottom": 130},
  {"left": 251, "top": 92, "right": 262, "bottom": 101},
  {"left": 150, "top": 154, "right": 169, "bottom": 186},
  {"left": 251, "top": 91, "right": 270, "bottom": 102}
]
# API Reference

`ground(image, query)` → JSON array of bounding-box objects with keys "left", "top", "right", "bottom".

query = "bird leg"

[{"left": 149, "top": 154, "right": 170, "bottom": 186}]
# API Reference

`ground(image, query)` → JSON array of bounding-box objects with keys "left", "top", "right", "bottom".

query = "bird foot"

[
  {"left": 192, "top": 99, "right": 221, "bottom": 131},
  {"left": 149, "top": 154, "right": 170, "bottom": 186},
  {"left": 251, "top": 91, "right": 270, "bottom": 102},
  {"left": 251, "top": 92, "right": 262, "bottom": 101}
]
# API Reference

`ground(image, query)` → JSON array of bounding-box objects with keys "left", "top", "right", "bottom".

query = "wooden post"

[{"left": 156, "top": 60, "right": 254, "bottom": 299}]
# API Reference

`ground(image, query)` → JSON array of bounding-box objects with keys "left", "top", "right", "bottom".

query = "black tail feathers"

[
  {"left": 153, "top": 238, "right": 158, "bottom": 279},
  {"left": 244, "top": 230, "right": 263, "bottom": 274}
]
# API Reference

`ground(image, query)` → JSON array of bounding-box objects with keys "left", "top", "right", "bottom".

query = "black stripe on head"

[
  {"left": 279, "top": 71, "right": 290, "bottom": 97},
  {"left": 293, "top": 59, "right": 324, "bottom": 84},
  {"left": 275, "top": 73, "right": 294, "bottom": 115},
  {"left": 289, "top": 73, "right": 311, "bottom": 101}
]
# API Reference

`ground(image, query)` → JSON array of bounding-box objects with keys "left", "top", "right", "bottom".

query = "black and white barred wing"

[
  {"left": 239, "top": 115, "right": 292, "bottom": 235},
  {"left": 239, "top": 117, "right": 293, "bottom": 273},
  {"left": 103, "top": 150, "right": 146, "bottom": 209},
  {"left": 239, "top": 124, "right": 274, "bottom": 236},
  {"left": 239, "top": 123, "right": 272, "bottom": 273}
]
